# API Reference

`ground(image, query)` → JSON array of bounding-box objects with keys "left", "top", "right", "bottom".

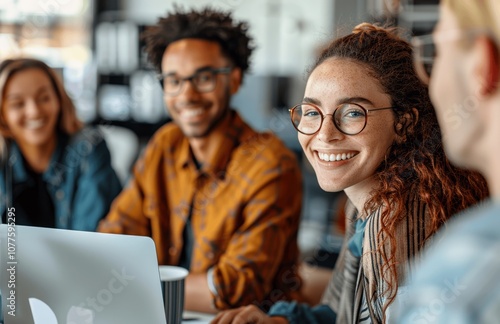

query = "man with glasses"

[
  {"left": 98, "top": 7, "right": 303, "bottom": 313},
  {"left": 395, "top": 1, "right": 500, "bottom": 322}
]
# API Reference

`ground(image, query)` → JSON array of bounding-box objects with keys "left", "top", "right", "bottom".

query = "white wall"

[{"left": 121, "top": 0, "right": 334, "bottom": 76}]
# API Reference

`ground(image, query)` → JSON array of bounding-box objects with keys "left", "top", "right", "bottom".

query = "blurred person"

[
  {"left": 211, "top": 23, "right": 488, "bottom": 324},
  {"left": 394, "top": 1, "right": 500, "bottom": 323},
  {"left": 0, "top": 58, "right": 122, "bottom": 230},
  {"left": 97, "top": 7, "right": 303, "bottom": 313}
]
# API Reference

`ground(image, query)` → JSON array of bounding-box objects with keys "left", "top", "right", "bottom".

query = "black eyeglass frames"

[{"left": 158, "top": 67, "right": 232, "bottom": 95}]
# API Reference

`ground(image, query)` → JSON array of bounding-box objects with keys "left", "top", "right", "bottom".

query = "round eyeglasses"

[
  {"left": 158, "top": 67, "right": 232, "bottom": 96},
  {"left": 289, "top": 102, "right": 394, "bottom": 136},
  {"left": 411, "top": 29, "right": 491, "bottom": 85}
]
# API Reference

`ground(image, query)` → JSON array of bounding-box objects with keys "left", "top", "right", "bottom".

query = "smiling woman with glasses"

[{"left": 212, "top": 22, "right": 488, "bottom": 324}]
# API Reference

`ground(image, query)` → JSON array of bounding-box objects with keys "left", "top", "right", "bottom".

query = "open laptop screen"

[{"left": 0, "top": 225, "right": 166, "bottom": 324}]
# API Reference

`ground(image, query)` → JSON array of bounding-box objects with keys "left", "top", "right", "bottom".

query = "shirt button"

[
  {"left": 169, "top": 247, "right": 177, "bottom": 255},
  {"left": 56, "top": 190, "right": 64, "bottom": 200}
]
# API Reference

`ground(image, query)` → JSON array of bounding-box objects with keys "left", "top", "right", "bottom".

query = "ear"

[
  {"left": 473, "top": 35, "right": 500, "bottom": 97},
  {"left": 229, "top": 67, "right": 242, "bottom": 95}
]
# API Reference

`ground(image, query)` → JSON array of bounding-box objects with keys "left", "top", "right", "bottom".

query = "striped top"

[{"left": 322, "top": 191, "right": 432, "bottom": 323}]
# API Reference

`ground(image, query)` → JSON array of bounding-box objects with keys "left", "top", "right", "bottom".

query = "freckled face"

[{"left": 298, "top": 58, "right": 396, "bottom": 194}]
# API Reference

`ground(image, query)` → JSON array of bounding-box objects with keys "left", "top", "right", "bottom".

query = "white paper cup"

[{"left": 159, "top": 266, "right": 189, "bottom": 324}]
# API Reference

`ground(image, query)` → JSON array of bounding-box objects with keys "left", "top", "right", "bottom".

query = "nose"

[
  {"left": 316, "top": 114, "right": 344, "bottom": 143},
  {"left": 24, "top": 99, "right": 42, "bottom": 118}
]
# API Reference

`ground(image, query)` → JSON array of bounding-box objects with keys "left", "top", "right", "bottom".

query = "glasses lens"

[
  {"left": 413, "top": 36, "right": 436, "bottom": 84},
  {"left": 291, "top": 104, "right": 322, "bottom": 134},
  {"left": 334, "top": 104, "right": 367, "bottom": 135},
  {"left": 193, "top": 70, "right": 216, "bottom": 92},
  {"left": 163, "top": 75, "right": 181, "bottom": 94}
]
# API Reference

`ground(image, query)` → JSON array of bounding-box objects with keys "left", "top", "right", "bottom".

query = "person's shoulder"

[
  {"left": 241, "top": 129, "right": 297, "bottom": 161},
  {"left": 441, "top": 201, "right": 500, "bottom": 240},
  {"left": 59, "top": 126, "right": 119, "bottom": 169},
  {"left": 147, "top": 121, "right": 184, "bottom": 147},
  {"left": 62, "top": 126, "right": 108, "bottom": 161},
  {"left": 68, "top": 126, "right": 105, "bottom": 146},
  {"left": 413, "top": 202, "right": 500, "bottom": 279},
  {"left": 237, "top": 130, "right": 300, "bottom": 176},
  {"left": 395, "top": 202, "right": 500, "bottom": 323}
]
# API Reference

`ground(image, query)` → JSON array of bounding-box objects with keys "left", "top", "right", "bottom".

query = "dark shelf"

[{"left": 98, "top": 74, "right": 130, "bottom": 85}]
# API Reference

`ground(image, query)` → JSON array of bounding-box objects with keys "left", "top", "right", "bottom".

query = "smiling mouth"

[
  {"left": 25, "top": 119, "right": 45, "bottom": 130},
  {"left": 317, "top": 152, "right": 358, "bottom": 162},
  {"left": 181, "top": 108, "right": 205, "bottom": 119}
]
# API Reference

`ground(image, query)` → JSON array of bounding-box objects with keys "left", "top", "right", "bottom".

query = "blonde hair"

[
  {"left": 443, "top": 0, "right": 500, "bottom": 44},
  {"left": 0, "top": 58, "right": 83, "bottom": 157}
]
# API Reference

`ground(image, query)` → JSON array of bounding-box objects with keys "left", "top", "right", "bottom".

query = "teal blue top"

[{"left": 0, "top": 127, "right": 122, "bottom": 231}]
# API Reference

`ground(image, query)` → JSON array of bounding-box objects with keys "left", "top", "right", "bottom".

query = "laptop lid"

[{"left": 0, "top": 225, "right": 166, "bottom": 324}]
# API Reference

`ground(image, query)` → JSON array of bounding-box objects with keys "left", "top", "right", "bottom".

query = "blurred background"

[{"left": 0, "top": 0, "right": 439, "bottom": 273}]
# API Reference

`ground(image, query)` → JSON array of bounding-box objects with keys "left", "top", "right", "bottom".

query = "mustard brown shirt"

[{"left": 98, "top": 110, "right": 303, "bottom": 309}]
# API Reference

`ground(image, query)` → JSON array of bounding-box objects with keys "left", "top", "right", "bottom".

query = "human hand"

[{"left": 210, "top": 305, "right": 288, "bottom": 324}]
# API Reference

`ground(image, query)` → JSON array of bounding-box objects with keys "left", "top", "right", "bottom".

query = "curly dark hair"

[
  {"left": 312, "top": 23, "right": 489, "bottom": 322},
  {"left": 142, "top": 6, "right": 254, "bottom": 78}
]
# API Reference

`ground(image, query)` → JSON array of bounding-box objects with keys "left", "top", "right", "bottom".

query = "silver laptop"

[{"left": 0, "top": 225, "right": 166, "bottom": 324}]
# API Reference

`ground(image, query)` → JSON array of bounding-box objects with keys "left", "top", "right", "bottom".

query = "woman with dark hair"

[
  {"left": 211, "top": 23, "right": 488, "bottom": 324},
  {"left": 0, "top": 58, "right": 121, "bottom": 230}
]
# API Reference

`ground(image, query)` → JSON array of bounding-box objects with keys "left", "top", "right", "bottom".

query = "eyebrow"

[
  {"left": 337, "top": 96, "right": 376, "bottom": 106},
  {"left": 302, "top": 97, "right": 321, "bottom": 105},
  {"left": 302, "top": 96, "right": 376, "bottom": 107},
  {"left": 161, "top": 65, "right": 216, "bottom": 77}
]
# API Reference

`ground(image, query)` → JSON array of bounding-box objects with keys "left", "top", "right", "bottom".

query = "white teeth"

[
  {"left": 25, "top": 120, "right": 44, "bottom": 129},
  {"left": 318, "top": 152, "right": 357, "bottom": 162},
  {"left": 182, "top": 109, "right": 204, "bottom": 118}
]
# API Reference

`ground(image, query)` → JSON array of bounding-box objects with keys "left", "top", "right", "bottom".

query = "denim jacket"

[{"left": 0, "top": 127, "right": 122, "bottom": 231}]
